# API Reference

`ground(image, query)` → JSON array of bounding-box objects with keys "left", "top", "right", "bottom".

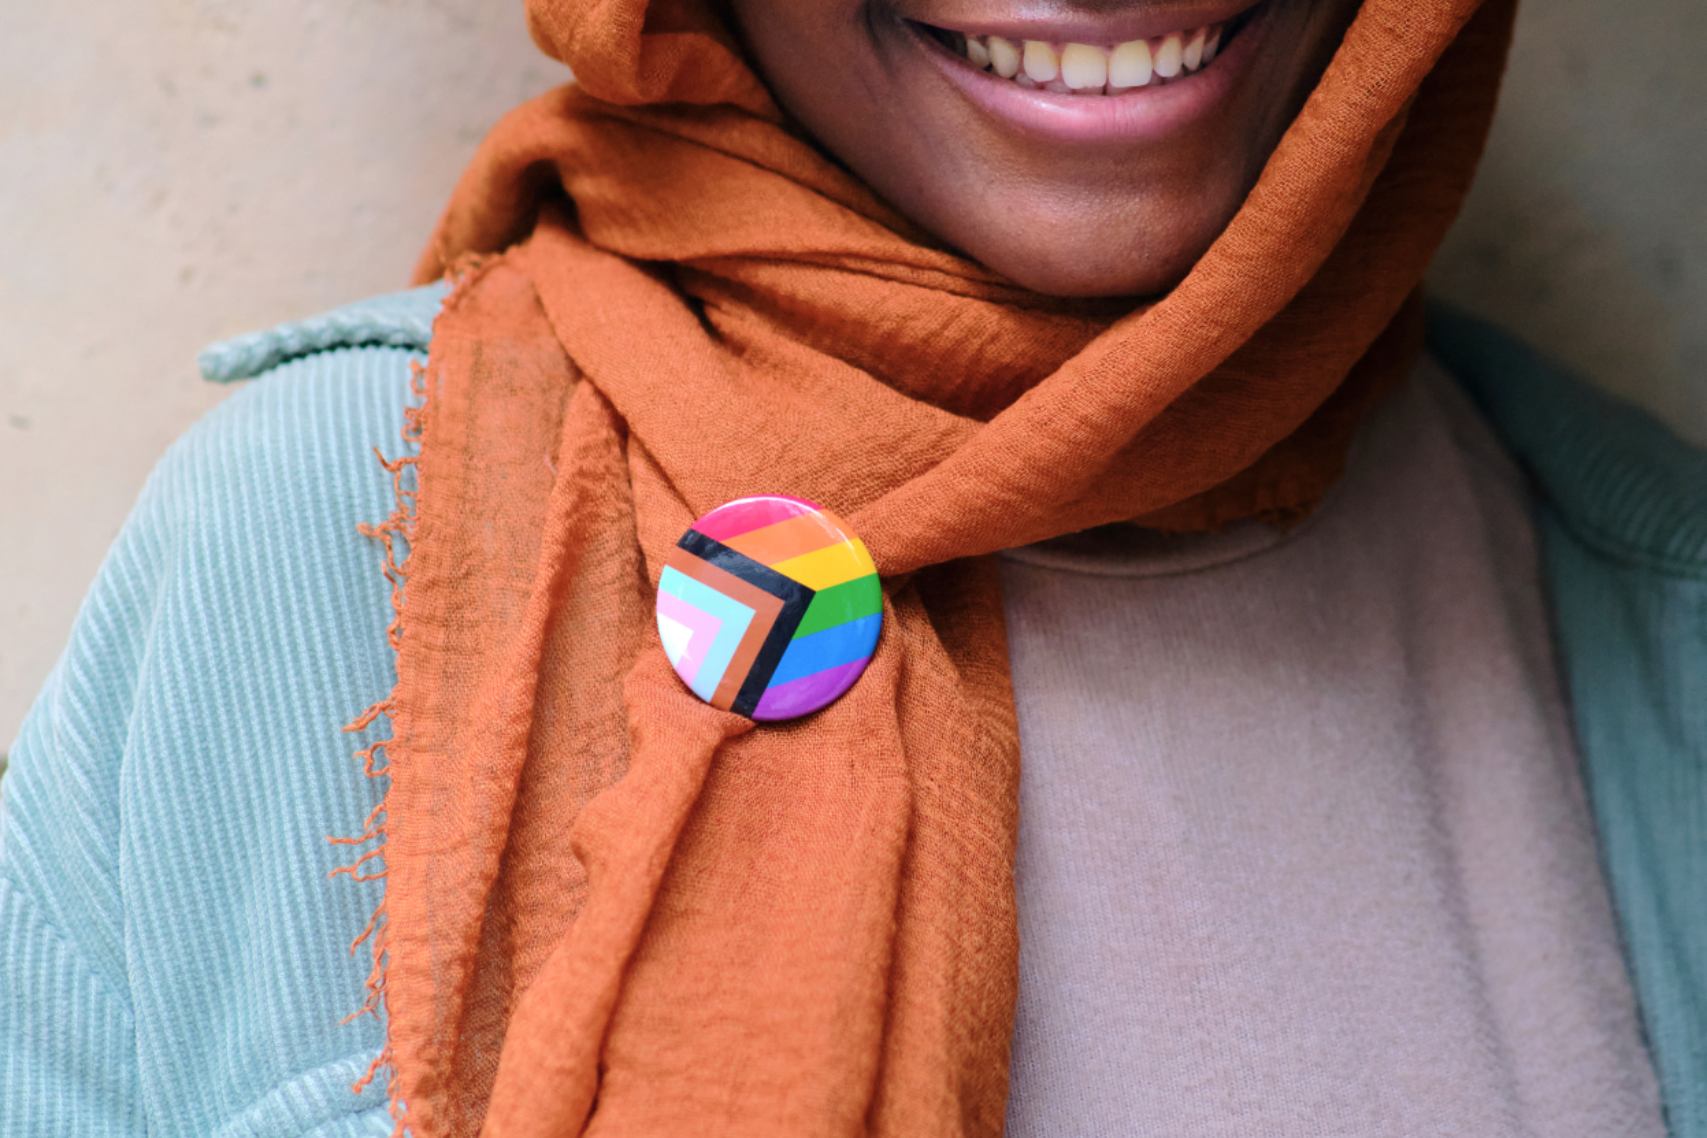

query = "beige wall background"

[{"left": 2, "top": 0, "right": 1704, "bottom": 750}]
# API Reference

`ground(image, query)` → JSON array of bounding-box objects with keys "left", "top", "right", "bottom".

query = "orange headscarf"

[{"left": 341, "top": 1, "right": 1516, "bottom": 1133}]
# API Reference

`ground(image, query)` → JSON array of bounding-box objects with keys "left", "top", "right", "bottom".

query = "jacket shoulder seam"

[
  {"left": 1426, "top": 302, "right": 1707, "bottom": 580},
  {"left": 196, "top": 282, "right": 447, "bottom": 385},
  {"left": 0, "top": 868, "right": 136, "bottom": 1019}
]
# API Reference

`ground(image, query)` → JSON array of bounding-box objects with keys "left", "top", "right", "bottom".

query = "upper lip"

[{"left": 898, "top": 0, "right": 1262, "bottom": 45}]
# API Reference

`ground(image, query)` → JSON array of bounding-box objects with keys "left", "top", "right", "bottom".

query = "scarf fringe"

[{"left": 327, "top": 256, "right": 496, "bottom": 1137}]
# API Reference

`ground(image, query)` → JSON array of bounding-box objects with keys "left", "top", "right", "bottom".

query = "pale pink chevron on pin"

[{"left": 656, "top": 588, "right": 724, "bottom": 683}]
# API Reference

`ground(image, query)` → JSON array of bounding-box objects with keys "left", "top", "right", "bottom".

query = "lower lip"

[{"left": 905, "top": 5, "right": 1269, "bottom": 146}]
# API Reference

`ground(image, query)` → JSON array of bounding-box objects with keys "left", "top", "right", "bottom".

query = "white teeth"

[
  {"left": 1059, "top": 42, "right": 1108, "bottom": 90},
  {"left": 1021, "top": 39, "right": 1059, "bottom": 82},
  {"left": 1108, "top": 39, "right": 1154, "bottom": 89},
  {"left": 948, "top": 21, "right": 1226, "bottom": 95},
  {"left": 1182, "top": 26, "right": 1207, "bottom": 71},
  {"left": 1154, "top": 32, "right": 1183, "bottom": 78}
]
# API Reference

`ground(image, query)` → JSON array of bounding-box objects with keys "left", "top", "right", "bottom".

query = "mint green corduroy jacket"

[{"left": 1, "top": 285, "right": 1702, "bottom": 1136}]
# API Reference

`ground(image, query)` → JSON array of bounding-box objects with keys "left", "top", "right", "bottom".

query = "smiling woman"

[
  {"left": 727, "top": 0, "right": 1362, "bottom": 294},
  {"left": 1, "top": 1, "right": 1703, "bottom": 1136}
]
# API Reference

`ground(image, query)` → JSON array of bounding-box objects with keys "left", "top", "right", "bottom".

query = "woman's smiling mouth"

[{"left": 901, "top": 1, "right": 1272, "bottom": 143}]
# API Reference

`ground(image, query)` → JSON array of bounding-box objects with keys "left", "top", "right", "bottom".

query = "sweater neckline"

[
  {"left": 996, "top": 511, "right": 1310, "bottom": 579},
  {"left": 996, "top": 359, "right": 1398, "bottom": 581}
]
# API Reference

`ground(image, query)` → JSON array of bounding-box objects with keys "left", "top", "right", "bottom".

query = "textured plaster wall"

[
  {"left": 1431, "top": 0, "right": 1707, "bottom": 443},
  {"left": 2, "top": 0, "right": 1704, "bottom": 748}
]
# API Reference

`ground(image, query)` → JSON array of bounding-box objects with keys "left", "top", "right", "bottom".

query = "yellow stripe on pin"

[{"left": 770, "top": 538, "right": 876, "bottom": 591}]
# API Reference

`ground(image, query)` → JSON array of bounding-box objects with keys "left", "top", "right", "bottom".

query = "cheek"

[
  {"left": 726, "top": 0, "right": 922, "bottom": 177},
  {"left": 725, "top": 0, "right": 888, "bottom": 106},
  {"left": 1252, "top": 0, "right": 1365, "bottom": 118}
]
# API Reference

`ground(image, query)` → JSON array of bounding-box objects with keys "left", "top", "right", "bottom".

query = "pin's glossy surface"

[{"left": 656, "top": 495, "right": 882, "bottom": 721}]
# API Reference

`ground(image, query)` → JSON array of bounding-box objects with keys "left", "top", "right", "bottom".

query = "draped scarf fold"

[{"left": 344, "top": 1, "right": 1517, "bottom": 1132}]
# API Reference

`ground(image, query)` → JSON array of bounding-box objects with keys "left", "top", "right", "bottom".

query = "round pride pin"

[{"left": 655, "top": 495, "right": 882, "bottom": 721}]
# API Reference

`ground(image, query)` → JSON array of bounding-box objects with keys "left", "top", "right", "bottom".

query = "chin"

[
  {"left": 971, "top": 244, "right": 1202, "bottom": 299},
  {"left": 929, "top": 194, "right": 1239, "bottom": 300}
]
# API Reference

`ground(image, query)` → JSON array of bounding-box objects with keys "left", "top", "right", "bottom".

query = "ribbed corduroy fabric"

[
  {"left": 2, "top": 288, "right": 1702, "bottom": 1136},
  {"left": 0, "top": 315, "right": 433, "bottom": 1135}
]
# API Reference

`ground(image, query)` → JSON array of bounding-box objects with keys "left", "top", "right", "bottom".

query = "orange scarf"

[{"left": 342, "top": 1, "right": 1516, "bottom": 1133}]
